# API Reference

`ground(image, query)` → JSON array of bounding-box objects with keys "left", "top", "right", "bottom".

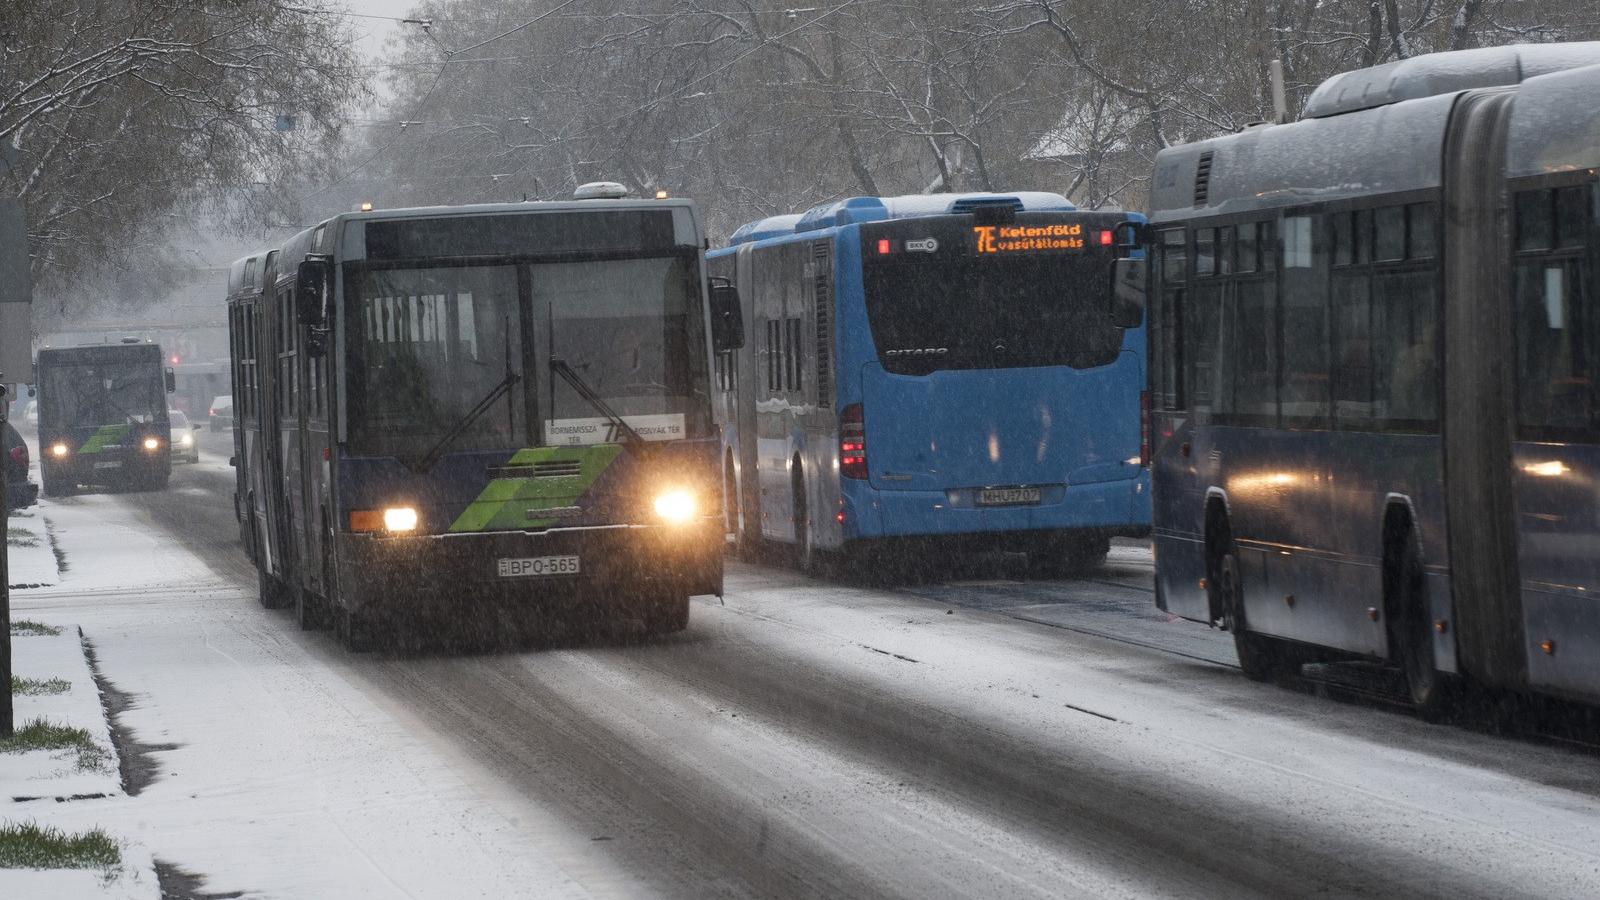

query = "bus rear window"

[{"left": 861, "top": 253, "right": 1126, "bottom": 375}]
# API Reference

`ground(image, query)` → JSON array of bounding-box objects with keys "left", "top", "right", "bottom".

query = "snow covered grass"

[
  {"left": 8, "top": 526, "right": 41, "bottom": 548},
  {"left": 10, "top": 675, "right": 71, "bottom": 696},
  {"left": 9, "top": 620, "right": 62, "bottom": 636},
  {"left": 0, "top": 821, "right": 121, "bottom": 870},
  {"left": 0, "top": 718, "right": 113, "bottom": 772}
]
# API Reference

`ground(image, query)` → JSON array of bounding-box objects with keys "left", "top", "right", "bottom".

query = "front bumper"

[{"left": 334, "top": 518, "right": 723, "bottom": 616}]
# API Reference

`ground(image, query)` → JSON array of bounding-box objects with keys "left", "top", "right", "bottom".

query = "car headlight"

[
  {"left": 382, "top": 506, "right": 419, "bottom": 532},
  {"left": 143, "top": 437, "right": 161, "bottom": 451},
  {"left": 653, "top": 490, "right": 697, "bottom": 524},
  {"left": 50, "top": 443, "right": 69, "bottom": 458},
  {"left": 180, "top": 434, "right": 193, "bottom": 447}
]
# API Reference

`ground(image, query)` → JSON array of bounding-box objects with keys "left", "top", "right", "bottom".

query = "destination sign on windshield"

[{"left": 973, "top": 223, "right": 1087, "bottom": 254}]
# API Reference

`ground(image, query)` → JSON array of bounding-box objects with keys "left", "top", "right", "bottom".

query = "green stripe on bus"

[
  {"left": 78, "top": 424, "right": 131, "bottom": 455},
  {"left": 447, "top": 444, "right": 624, "bottom": 533}
]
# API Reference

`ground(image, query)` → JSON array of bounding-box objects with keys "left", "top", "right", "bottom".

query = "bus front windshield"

[
  {"left": 43, "top": 360, "right": 164, "bottom": 429},
  {"left": 347, "top": 256, "right": 707, "bottom": 456},
  {"left": 862, "top": 253, "right": 1127, "bottom": 376}
]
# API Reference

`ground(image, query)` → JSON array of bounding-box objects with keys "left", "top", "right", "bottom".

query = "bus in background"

[
  {"left": 710, "top": 192, "right": 1149, "bottom": 575},
  {"left": 227, "top": 185, "right": 739, "bottom": 649},
  {"left": 36, "top": 340, "right": 175, "bottom": 495},
  {"left": 1146, "top": 43, "right": 1600, "bottom": 715}
]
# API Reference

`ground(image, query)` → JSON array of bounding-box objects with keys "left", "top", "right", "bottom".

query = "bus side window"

[
  {"left": 1279, "top": 215, "right": 1330, "bottom": 426},
  {"left": 1515, "top": 185, "right": 1596, "bottom": 438},
  {"left": 1154, "top": 228, "right": 1187, "bottom": 411}
]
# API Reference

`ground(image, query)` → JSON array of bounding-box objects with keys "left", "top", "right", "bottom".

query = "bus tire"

[
  {"left": 335, "top": 605, "right": 376, "bottom": 652},
  {"left": 792, "top": 462, "right": 825, "bottom": 576},
  {"left": 1388, "top": 539, "right": 1454, "bottom": 720},
  {"left": 258, "top": 568, "right": 292, "bottom": 610},
  {"left": 1216, "top": 542, "right": 1298, "bottom": 682}
]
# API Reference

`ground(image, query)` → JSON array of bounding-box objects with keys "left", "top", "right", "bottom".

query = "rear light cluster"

[
  {"left": 9, "top": 445, "right": 26, "bottom": 468},
  {"left": 1140, "top": 390, "right": 1151, "bottom": 467},
  {"left": 840, "top": 403, "right": 867, "bottom": 480}
]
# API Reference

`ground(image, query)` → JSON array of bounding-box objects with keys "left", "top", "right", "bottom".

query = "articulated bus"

[
  {"left": 1147, "top": 43, "right": 1600, "bottom": 713},
  {"left": 710, "top": 192, "right": 1149, "bottom": 574},
  {"left": 37, "top": 341, "right": 175, "bottom": 495},
  {"left": 226, "top": 189, "right": 739, "bottom": 648}
]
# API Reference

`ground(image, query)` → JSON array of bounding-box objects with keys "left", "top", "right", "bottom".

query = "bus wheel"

[
  {"left": 1390, "top": 541, "right": 1453, "bottom": 719},
  {"left": 1217, "top": 546, "right": 1296, "bottom": 682},
  {"left": 335, "top": 605, "right": 376, "bottom": 652},
  {"left": 257, "top": 568, "right": 292, "bottom": 610},
  {"left": 792, "top": 465, "right": 824, "bottom": 575}
]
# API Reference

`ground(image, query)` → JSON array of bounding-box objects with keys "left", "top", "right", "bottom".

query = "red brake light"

[
  {"left": 1140, "top": 390, "right": 1150, "bottom": 467},
  {"left": 840, "top": 403, "right": 867, "bottom": 479},
  {"left": 1099, "top": 229, "right": 1114, "bottom": 246},
  {"left": 877, "top": 238, "right": 891, "bottom": 255},
  {"left": 9, "top": 445, "right": 26, "bottom": 467}
]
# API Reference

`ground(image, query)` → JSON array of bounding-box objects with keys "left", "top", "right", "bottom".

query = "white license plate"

[
  {"left": 497, "top": 555, "right": 581, "bottom": 578},
  {"left": 977, "top": 487, "right": 1041, "bottom": 506},
  {"left": 93, "top": 460, "right": 122, "bottom": 470}
]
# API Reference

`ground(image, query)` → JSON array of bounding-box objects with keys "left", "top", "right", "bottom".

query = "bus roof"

[
  {"left": 725, "top": 192, "right": 1078, "bottom": 246},
  {"left": 1304, "top": 42, "right": 1600, "bottom": 119},
  {"left": 1507, "top": 62, "right": 1600, "bottom": 178},
  {"left": 1150, "top": 43, "right": 1600, "bottom": 223}
]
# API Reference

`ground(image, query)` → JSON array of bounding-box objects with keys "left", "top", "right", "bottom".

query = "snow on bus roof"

[
  {"left": 725, "top": 192, "right": 1076, "bottom": 246},
  {"left": 1304, "top": 41, "right": 1600, "bottom": 119}
]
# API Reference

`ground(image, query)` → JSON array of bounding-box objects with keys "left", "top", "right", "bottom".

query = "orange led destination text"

[{"left": 973, "top": 223, "right": 1085, "bottom": 254}]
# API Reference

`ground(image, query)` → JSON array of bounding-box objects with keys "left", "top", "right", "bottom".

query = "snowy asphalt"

[{"left": 14, "top": 430, "right": 1600, "bottom": 898}]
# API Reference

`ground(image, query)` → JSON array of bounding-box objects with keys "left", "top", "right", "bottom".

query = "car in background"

[
  {"left": 169, "top": 410, "right": 201, "bottom": 463},
  {"left": 208, "top": 395, "right": 233, "bottom": 432},
  {"left": 6, "top": 422, "right": 38, "bottom": 510}
]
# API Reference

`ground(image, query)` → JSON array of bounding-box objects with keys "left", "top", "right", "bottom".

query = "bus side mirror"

[
  {"left": 709, "top": 278, "right": 744, "bottom": 352},
  {"left": 164, "top": 367, "right": 176, "bottom": 393},
  {"left": 295, "top": 257, "right": 331, "bottom": 327},
  {"left": 1110, "top": 258, "right": 1145, "bottom": 328}
]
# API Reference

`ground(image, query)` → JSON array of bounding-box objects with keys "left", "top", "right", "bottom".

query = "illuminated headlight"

[
  {"left": 383, "top": 506, "right": 419, "bottom": 532},
  {"left": 180, "top": 433, "right": 193, "bottom": 447},
  {"left": 653, "top": 490, "right": 697, "bottom": 523},
  {"left": 143, "top": 437, "right": 161, "bottom": 451},
  {"left": 50, "top": 443, "right": 69, "bottom": 458}
]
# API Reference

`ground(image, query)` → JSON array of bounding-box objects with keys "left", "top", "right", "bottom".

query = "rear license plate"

[
  {"left": 977, "top": 487, "right": 1041, "bottom": 506},
  {"left": 93, "top": 460, "right": 122, "bottom": 470},
  {"left": 497, "top": 555, "right": 580, "bottom": 578}
]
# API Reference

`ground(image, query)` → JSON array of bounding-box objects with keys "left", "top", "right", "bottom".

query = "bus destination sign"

[{"left": 973, "top": 223, "right": 1086, "bottom": 254}]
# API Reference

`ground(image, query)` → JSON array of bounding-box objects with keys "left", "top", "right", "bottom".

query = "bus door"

[{"left": 294, "top": 284, "right": 332, "bottom": 597}]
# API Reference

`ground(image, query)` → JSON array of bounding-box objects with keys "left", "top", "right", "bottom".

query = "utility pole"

[{"left": 0, "top": 150, "right": 36, "bottom": 736}]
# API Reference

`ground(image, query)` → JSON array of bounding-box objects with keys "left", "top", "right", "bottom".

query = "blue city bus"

[
  {"left": 1146, "top": 43, "right": 1600, "bottom": 713},
  {"left": 226, "top": 189, "right": 739, "bottom": 648},
  {"left": 709, "top": 192, "right": 1149, "bottom": 573}
]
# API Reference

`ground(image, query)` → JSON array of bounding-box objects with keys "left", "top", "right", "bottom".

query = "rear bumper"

[
  {"left": 842, "top": 473, "right": 1150, "bottom": 541},
  {"left": 333, "top": 518, "right": 723, "bottom": 616}
]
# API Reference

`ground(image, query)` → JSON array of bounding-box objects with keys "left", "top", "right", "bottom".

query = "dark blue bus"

[
  {"left": 1147, "top": 43, "right": 1600, "bottom": 713},
  {"left": 227, "top": 190, "right": 738, "bottom": 648},
  {"left": 710, "top": 192, "right": 1149, "bottom": 574}
]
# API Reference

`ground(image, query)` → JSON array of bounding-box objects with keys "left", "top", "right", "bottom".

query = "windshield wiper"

[
  {"left": 412, "top": 369, "right": 522, "bottom": 473},
  {"left": 549, "top": 358, "right": 647, "bottom": 455}
]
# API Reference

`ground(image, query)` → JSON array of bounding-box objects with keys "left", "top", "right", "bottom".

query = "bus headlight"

[
  {"left": 382, "top": 506, "right": 419, "bottom": 532},
  {"left": 50, "top": 442, "right": 69, "bottom": 458},
  {"left": 143, "top": 437, "right": 161, "bottom": 451},
  {"left": 653, "top": 490, "right": 697, "bottom": 524}
]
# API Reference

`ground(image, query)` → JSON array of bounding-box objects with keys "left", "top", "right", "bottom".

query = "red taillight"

[
  {"left": 1140, "top": 390, "right": 1150, "bottom": 467},
  {"left": 877, "top": 238, "right": 891, "bottom": 255},
  {"left": 9, "top": 445, "right": 26, "bottom": 467},
  {"left": 209, "top": 408, "right": 217, "bottom": 417},
  {"left": 840, "top": 403, "right": 867, "bottom": 479},
  {"left": 1099, "top": 229, "right": 1114, "bottom": 246}
]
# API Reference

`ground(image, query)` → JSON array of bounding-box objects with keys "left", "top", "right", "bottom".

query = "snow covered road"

[{"left": 11, "top": 446, "right": 1600, "bottom": 898}]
